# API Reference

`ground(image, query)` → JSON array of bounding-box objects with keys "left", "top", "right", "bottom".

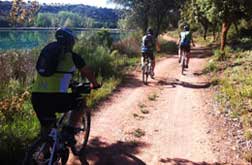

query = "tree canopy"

[
  {"left": 180, "top": 0, "right": 252, "bottom": 51},
  {"left": 111, "top": 0, "right": 182, "bottom": 38}
]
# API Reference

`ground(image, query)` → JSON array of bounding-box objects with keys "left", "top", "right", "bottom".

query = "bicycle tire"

[
  {"left": 71, "top": 109, "right": 91, "bottom": 155},
  {"left": 22, "top": 138, "right": 53, "bottom": 165},
  {"left": 181, "top": 51, "right": 185, "bottom": 74},
  {"left": 23, "top": 137, "right": 69, "bottom": 165},
  {"left": 142, "top": 64, "right": 148, "bottom": 84}
]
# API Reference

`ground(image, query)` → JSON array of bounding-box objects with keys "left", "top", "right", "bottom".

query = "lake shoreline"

[{"left": 0, "top": 27, "right": 127, "bottom": 33}]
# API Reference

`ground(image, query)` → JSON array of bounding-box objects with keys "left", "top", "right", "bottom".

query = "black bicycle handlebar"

[{"left": 69, "top": 80, "right": 101, "bottom": 94}]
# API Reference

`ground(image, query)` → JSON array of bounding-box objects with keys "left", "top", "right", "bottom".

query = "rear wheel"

[
  {"left": 142, "top": 64, "right": 148, "bottom": 84},
  {"left": 181, "top": 51, "right": 185, "bottom": 74}
]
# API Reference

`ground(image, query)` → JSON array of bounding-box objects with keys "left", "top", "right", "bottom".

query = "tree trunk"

[
  {"left": 200, "top": 21, "right": 208, "bottom": 40},
  {"left": 221, "top": 21, "right": 231, "bottom": 51},
  {"left": 143, "top": 19, "right": 148, "bottom": 35},
  {"left": 203, "top": 25, "right": 208, "bottom": 40},
  {"left": 212, "top": 23, "right": 217, "bottom": 41}
]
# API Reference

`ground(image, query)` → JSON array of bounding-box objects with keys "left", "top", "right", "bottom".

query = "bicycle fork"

[{"left": 48, "top": 128, "right": 60, "bottom": 165}]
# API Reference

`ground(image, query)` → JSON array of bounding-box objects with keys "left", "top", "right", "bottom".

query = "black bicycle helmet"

[
  {"left": 184, "top": 25, "right": 190, "bottom": 31},
  {"left": 55, "top": 27, "right": 76, "bottom": 46},
  {"left": 147, "top": 28, "right": 154, "bottom": 35}
]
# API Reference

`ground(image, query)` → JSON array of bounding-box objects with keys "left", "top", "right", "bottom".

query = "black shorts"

[
  {"left": 31, "top": 93, "right": 82, "bottom": 127},
  {"left": 142, "top": 52, "right": 154, "bottom": 61},
  {"left": 180, "top": 45, "right": 191, "bottom": 52}
]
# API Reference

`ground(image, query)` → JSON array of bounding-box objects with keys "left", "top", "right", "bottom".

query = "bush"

[
  {"left": 158, "top": 38, "right": 177, "bottom": 54},
  {"left": 112, "top": 31, "right": 142, "bottom": 57},
  {"left": 0, "top": 50, "right": 37, "bottom": 89}
]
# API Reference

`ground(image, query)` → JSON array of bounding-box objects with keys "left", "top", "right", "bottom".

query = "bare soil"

[{"left": 67, "top": 37, "right": 248, "bottom": 165}]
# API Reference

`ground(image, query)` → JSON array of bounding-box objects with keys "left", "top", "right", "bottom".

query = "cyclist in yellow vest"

[{"left": 32, "top": 27, "right": 100, "bottom": 139}]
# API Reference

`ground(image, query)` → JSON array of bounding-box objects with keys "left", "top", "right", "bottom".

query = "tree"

[
  {"left": 180, "top": 0, "right": 213, "bottom": 40},
  {"left": 195, "top": 0, "right": 252, "bottom": 51},
  {"left": 110, "top": 0, "right": 181, "bottom": 38},
  {"left": 35, "top": 13, "right": 52, "bottom": 27},
  {"left": 9, "top": 0, "right": 40, "bottom": 26}
]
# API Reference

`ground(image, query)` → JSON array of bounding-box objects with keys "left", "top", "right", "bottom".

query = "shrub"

[
  {"left": 112, "top": 31, "right": 141, "bottom": 57},
  {"left": 158, "top": 38, "right": 178, "bottom": 54}
]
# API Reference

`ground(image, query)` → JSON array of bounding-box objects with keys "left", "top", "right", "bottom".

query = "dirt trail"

[{"left": 68, "top": 38, "right": 247, "bottom": 165}]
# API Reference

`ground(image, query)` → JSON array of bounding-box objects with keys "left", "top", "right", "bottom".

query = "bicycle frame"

[
  {"left": 23, "top": 82, "right": 93, "bottom": 165},
  {"left": 48, "top": 128, "right": 60, "bottom": 165}
]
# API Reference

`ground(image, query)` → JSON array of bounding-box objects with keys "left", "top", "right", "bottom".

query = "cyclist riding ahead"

[
  {"left": 31, "top": 27, "right": 100, "bottom": 145},
  {"left": 177, "top": 24, "right": 195, "bottom": 68},
  {"left": 141, "top": 28, "right": 155, "bottom": 78}
]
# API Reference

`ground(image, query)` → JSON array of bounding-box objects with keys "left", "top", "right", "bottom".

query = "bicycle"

[
  {"left": 142, "top": 53, "right": 153, "bottom": 84},
  {"left": 23, "top": 80, "right": 99, "bottom": 165}
]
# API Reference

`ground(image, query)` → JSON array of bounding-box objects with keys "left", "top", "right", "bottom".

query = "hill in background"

[{"left": 0, "top": 1, "right": 122, "bottom": 28}]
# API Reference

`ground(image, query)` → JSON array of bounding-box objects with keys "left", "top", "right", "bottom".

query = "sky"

[{"left": 4, "top": 0, "right": 117, "bottom": 8}]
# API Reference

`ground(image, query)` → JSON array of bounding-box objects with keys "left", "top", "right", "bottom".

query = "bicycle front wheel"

[
  {"left": 23, "top": 136, "right": 69, "bottom": 165},
  {"left": 71, "top": 109, "right": 91, "bottom": 155}
]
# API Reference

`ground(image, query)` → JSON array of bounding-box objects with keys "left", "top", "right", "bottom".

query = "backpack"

[
  {"left": 36, "top": 42, "right": 70, "bottom": 77},
  {"left": 180, "top": 31, "right": 191, "bottom": 46},
  {"left": 143, "top": 34, "right": 153, "bottom": 49}
]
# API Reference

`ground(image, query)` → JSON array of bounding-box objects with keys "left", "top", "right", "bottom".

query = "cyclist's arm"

[
  {"left": 177, "top": 33, "right": 181, "bottom": 45},
  {"left": 79, "top": 66, "right": 99, "bottom": 87},
  {"left": 72, "top": 52, "right": 99, "bottom": 87}
]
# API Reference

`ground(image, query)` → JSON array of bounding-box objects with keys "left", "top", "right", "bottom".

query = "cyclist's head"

[
  {"left": 184, "top": 25, "right": 190, "bottom": 31},
  {"left": 55, "top": 27, "right": 76, "bottom": 50},
  {"left": 147, "top": 28, "right": 153, "bottom": 35}
]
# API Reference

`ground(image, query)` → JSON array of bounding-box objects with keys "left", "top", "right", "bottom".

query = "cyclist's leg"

[
  {"left": 186, "top": 45, "right": 191, "bottom": 68},
  {"left": 31, "top": 93, "right": 57, "bottom": 138},
  {"left": 180, "top": 46, "right": 185, "bottom": 65},
  {"left": 149, "top": 52, "right": 155, "bottom": 77},
  {"left": 178, "top": 45, "right": 182, "bottom": 63},
  {"left": 141, "top": 53, "right": 147, "bottom": 69}
]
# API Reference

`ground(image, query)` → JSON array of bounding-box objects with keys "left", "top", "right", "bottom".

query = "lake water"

[{"left": 0, "top": 29, "right": 125, "bottom": 51}]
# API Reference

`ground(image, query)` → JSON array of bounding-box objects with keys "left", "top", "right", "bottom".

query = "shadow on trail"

[
  {"left": 160, "top": 158, "right": 222, "bottom": 165},
  {"left": 190, "top": 47, "right": 213, "bottom": 59},
  {"left": 157, "top": 78, "right": 211, "bottom": 89},
  {"left": 81, "top": 137, "right": 148, "bottom": 165},
  {"left": 120, "top": 74, "right": 145, "bottom": 89}
]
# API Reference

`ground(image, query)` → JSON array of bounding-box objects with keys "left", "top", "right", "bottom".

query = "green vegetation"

[
  {"left": 206, "top": 38, "right": 252, "bottom": 154},
  {"left": 111, "top": 0, "right": 180, "bottom": 37},
  {"left": 34, "top": 11, "right": 95, "bottom": 28},
  {"left": 148, "top": 93, "right": 158, "bottom": 101},
  {"left": 132, "top": 128, "right": 145, "bottom": 138},
  {"left": 140, "top": 109, "right": 149, "bottom": 114},
  {"left": 180, "top": 0, "right": 252, "bottom": 51},
  {"left": 0, "top": 1, "right": 120, "bottom": 28}
]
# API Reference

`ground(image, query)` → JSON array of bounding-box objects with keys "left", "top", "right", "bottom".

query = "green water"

[
  {"left": 0, "top": 30, "right": 55, "bottom": 50},
  {"left": 0, "top": 29, "right": 124, "bottom": 51}
]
